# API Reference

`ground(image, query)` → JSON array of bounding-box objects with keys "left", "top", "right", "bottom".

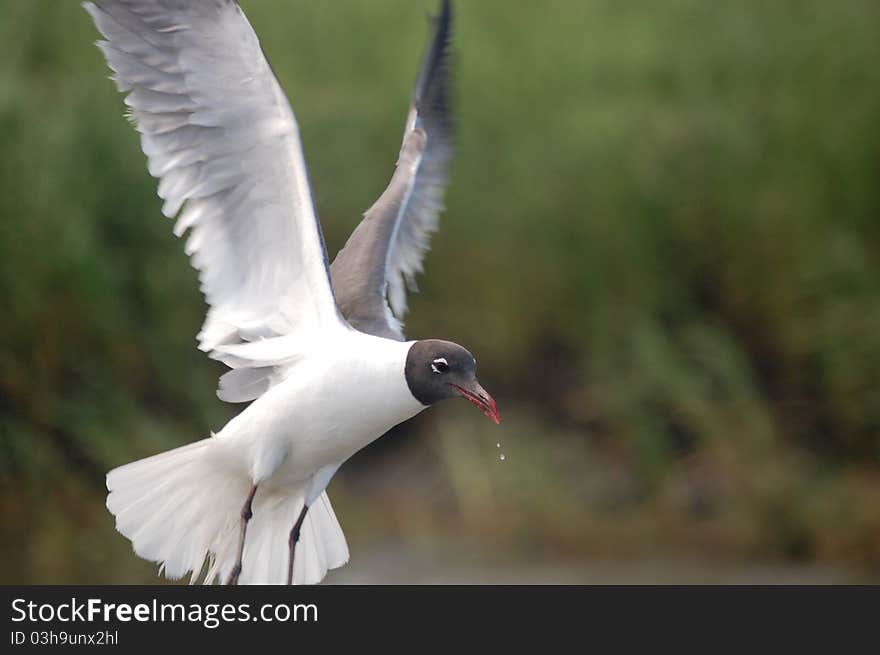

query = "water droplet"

[
  {"left": 499, "top": 453, "right": 506, "bottom": 461},
  {"left": 496, "top": 443, "right": 501, "bottom": 448}
]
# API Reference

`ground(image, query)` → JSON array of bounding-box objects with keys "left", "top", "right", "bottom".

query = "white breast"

[{"left": 213, "top": 330, "right": 424, "bottom": 490}]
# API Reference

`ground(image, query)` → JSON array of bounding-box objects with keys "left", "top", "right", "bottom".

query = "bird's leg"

[
  {"left": 286, "top": 503, "right": 309, "bottom": 585},
  {"left": 226, "top": 484, "right": 258, "bottom": 586}
]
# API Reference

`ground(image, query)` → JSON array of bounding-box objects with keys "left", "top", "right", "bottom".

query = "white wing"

[{"left": 84, "top": 0, "right": 344, "bottom": 379}]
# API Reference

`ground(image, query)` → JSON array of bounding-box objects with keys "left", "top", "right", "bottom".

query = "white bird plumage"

[{"left": 84, "top": 0, "right": 477, "bottom": 585}]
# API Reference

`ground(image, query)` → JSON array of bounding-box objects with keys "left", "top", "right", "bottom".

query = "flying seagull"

[{"left": 83, "top": 0, "right": 499, "bottom": 585}]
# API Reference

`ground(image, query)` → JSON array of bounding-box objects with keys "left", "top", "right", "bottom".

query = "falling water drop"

[
  {"left": 496, "top": 443, "right": 501, "bottom": 448},
  {"left": 499, "top": 453, "right": 506, "bottom": 462}
]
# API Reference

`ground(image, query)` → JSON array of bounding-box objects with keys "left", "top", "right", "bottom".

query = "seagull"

[{"left": 83, "top": 0, "right": 499, "bottom": 585}]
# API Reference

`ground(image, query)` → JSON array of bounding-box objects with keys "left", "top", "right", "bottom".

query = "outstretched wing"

[
  {"left": 84, "top": 0, "right": 344, "bottom": 375},
  {"left": 330, "top": 0, "right": 454, "bottom": 340},
  {"left": 85, "top": 0, "right": 347, "bottom": 401}
]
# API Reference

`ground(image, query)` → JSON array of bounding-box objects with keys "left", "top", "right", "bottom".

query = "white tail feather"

[{"left": 106, "top": 438, "right": 349, "bottom": 584}]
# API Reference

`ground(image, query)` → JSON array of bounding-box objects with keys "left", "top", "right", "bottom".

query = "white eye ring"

[{"left": 431, "top": 357, "right": 449, "bottom": 374}]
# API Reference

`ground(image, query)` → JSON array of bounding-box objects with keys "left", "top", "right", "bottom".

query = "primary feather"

[
  {"left": 330, "top": 0, "right": 455, "bottom": 340},
  {"left": 84, "top": 0, "right": 343, "bottom": 372}
]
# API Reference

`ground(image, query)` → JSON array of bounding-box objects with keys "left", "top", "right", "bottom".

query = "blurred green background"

[{"left": 2, "top": 0, "right": 880, "bottom": 583}]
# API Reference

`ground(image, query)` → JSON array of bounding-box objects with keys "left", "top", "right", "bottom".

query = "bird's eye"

[{"left": 430, "top": 357, "right": 449, "bottom": 374}]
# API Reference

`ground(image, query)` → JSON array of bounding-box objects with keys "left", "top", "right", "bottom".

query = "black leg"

[
  {"left": 286, "top": 503, "right": 309, "bottom": 585},
  {"left": 225, "top": 484, "right": 258, "bottom": 586}
]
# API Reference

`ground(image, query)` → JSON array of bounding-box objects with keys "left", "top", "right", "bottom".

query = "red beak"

[{"left": 451, "top": 382, "right": 501, "bottom": 425}]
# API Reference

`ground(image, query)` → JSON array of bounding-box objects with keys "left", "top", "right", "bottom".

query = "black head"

[{"left": 405, "top": 339, "right": 500, "bottom": 424}]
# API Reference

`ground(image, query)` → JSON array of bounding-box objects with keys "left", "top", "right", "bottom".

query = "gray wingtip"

[{"left": 412, "top": 0, "right": 454, "bottom": 118}]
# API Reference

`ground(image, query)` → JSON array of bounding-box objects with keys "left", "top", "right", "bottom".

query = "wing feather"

[
  {"left": 85, "top": 0, "right": 343, "bottom": 374},
  {"left": 330, "top": 0, "right": 454, "bottom": 340}
]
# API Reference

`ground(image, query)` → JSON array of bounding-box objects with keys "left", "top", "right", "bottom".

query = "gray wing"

[
  {"left": 85, "top": 0, "right": 346, "bottom": 397},
  {"left": 330, "top": 0, "right": 454, "bottom": 341}
]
